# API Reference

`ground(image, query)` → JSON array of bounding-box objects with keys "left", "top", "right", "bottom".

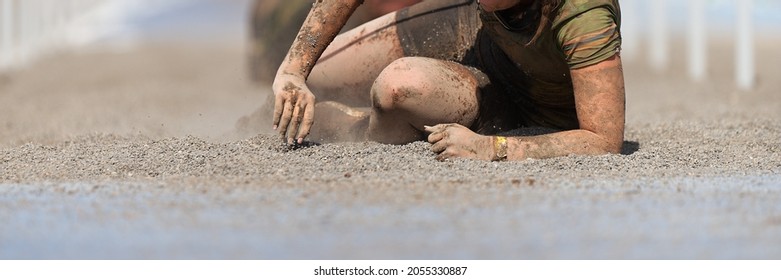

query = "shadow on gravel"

[
  {"left": 500, "top": 126, "right": 641, "bottom": 156},
  {"left": 272, "top": 126, "right": 641, "bottom": 156},
  {"left": 621, "top": 141, "right": 640, "bottom": 155},
  {"left": 278, "top": 141, "right": 322, "bottom": 151}
]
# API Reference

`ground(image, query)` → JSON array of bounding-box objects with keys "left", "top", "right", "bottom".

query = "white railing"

[
  {"left": 622, "top": 0, "right": 758, "bottom": 90},
  {"left": 0, "top": 0, "right": 765, "bottom": 91},
  {"left": 687, "top": 0, "right": 707, "bottom": 82},
  {"left": 0, "top": 0, "right": 15, "bottom": 70},
  {"left": 735, "top": 0, "right": 754, "bottom": 90}
]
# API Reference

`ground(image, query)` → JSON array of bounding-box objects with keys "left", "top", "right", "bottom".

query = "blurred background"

[
  {"left": 0, "top": 0, "right": 778, "bottom": 144},
  {"left": 1, "top": 0, "right": 779, "bottom": 81}
]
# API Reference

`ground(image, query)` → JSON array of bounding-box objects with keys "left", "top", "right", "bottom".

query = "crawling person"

[{"left": 271, "top": 0, "right": 625, "bottom": 161}]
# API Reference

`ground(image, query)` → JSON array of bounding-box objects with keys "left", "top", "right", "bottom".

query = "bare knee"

[{"left": 370, "top": 57, "right": 430, "bottom": 113}]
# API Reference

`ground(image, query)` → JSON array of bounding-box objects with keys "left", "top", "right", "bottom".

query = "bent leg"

[
  {"left": 307, "top": 0, "right": 478, "bottom": 107},
  {"left": 368, "top": 57, "right": 481, "bottom": 144},
  {"left": 306, "top": 0, "right": 480, "bottom": 143},
  {"left": 307, "top": 12, "right": 405, "bottom": 107}
]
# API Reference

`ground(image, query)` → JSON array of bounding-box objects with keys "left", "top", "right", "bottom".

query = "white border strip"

[{"left": 1, "top": 260, "right": 780, "bottom": 280}]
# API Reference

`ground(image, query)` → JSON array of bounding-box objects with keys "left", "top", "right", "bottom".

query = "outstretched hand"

[
  {"left": 272, "top": 74, "right": 316, "bottom": 145},
  {"left": 424, "top": 124, "right": 493, "bottom": 161}
]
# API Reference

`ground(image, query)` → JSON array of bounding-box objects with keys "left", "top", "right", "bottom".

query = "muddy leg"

[
  {"left": 367, "top": 57, "right": 481, "bottom": 144},
  {"left": 304, "top": 11, "right": 406, "bottom": 142},
  {"left": 306, "top": 12, "right": 406, "bottom": 107}
]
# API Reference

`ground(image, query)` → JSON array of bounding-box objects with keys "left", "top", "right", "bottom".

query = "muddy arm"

[
  {"left": 272, "top": 0, "right": 364, "bottom": 144},
  {"left": 504, "top": 55, "right": 626, "bottom": 159},
  {"left": 425, "top": 55, "right": 625, "bottom": 161},
  {"left": 275, "top": 0, "right": 364, "bottom": 79}
]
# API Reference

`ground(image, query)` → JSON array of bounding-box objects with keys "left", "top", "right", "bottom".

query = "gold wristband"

[{"left": 492, "top": 136, "right": 508, "bottom": 161}]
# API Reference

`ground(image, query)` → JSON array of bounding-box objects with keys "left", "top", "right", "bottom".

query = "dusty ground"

[{"left": 0, "top": 38, "right": 780, "bottom": 259}]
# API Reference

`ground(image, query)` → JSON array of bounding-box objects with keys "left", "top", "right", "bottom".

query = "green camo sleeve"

[{"left": 556, "top": 7, "right": 621, "bottom": 69}]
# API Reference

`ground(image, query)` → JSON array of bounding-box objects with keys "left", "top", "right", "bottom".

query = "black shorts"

[{"left": 394, "top": 0, "right": 579, "bottom": 135}]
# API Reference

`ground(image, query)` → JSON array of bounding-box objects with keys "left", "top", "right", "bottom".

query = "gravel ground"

[{"left": 0, "top": 40, "right": 780, "bottom": 259}]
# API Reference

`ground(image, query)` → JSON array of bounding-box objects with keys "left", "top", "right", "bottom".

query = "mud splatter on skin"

[
  {"left": 571, "top": 56, "right": 625, "bottom": 153},
  {"left": 375, "top": 58, "right": 480, "bottom": 129},
  {"left": 505, "top": 56, "right": 625, "bottom": 160},
  {"left": 390, "top": 86, "right": 421, "bottom": 107},
  {"left": 283, "top": 82, "right": 302, "bottom": 93},
  {"left": 394, "top": 0, "right": 478, "bottom": 62},
  {"left": 514, "top": 133, "right": 566, "bottom": 159},
  {"left": 305, "top": 17, "right": 405, "bottom": 108},
  {"left": 431, "top": 124, "right": 492, "bottom": 161},
  {"left": 441, "top": 60, "right": 480, "bottom": 125},
  {"left": 467, "top": 136, "right": 491, "bottom": 159},
  {"left": 412, "top": 60, "right": 481, "bottom": 127},
  {"left": 283, "top": 1, "right": 363, "bottom": 78},
  {"left": 369, "top": 84, "right": 423, "bottom": 114},
  {"left": 317, "top": 22, "right": 402, "bottom": 64}
]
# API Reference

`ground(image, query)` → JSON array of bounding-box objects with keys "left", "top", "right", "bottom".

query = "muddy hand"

[
  {"left": 424, "top": 124, "right": 492, "bottom": 161},
  {"left": 272, "top": 76, "right": 316, "bottom": 145}
]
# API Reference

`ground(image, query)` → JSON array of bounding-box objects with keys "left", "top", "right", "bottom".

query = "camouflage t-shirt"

[{"left": 478, "top": 0, "right": 621, "bottom": 128}]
